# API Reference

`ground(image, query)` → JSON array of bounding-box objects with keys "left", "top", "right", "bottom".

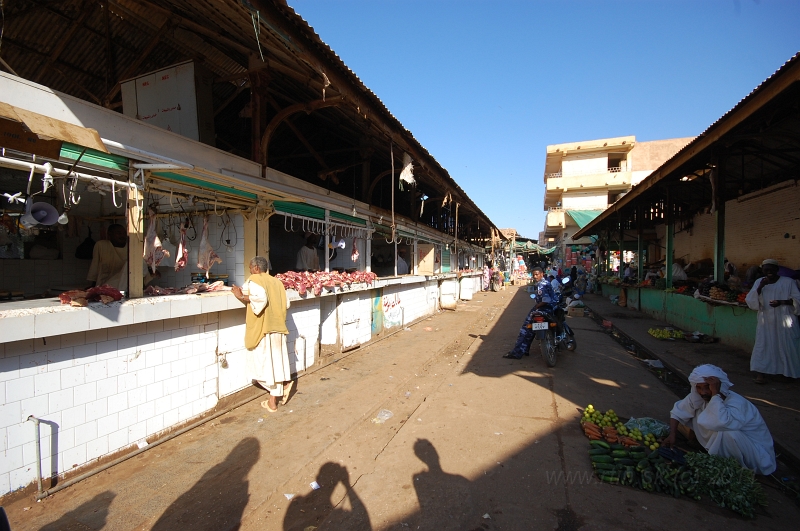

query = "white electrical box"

[{"left": 121, "top": 61, "right": 215, "bottom": 146}]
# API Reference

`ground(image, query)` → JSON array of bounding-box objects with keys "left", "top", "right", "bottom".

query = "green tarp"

[
  {"left": 566, "top": 209, "right": 605, "bottom": 229},
  {"left": 511, "top": 241, "right": 557, "bottom": 254}
]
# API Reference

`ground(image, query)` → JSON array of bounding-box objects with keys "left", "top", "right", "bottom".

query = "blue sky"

[{"left": 288, "top": 0, "right": 800, "bottom": 239}]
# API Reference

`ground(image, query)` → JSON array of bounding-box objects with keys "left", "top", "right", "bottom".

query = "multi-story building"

[{"left": 540, "top": 135, "right": 693, "bottom": 264}]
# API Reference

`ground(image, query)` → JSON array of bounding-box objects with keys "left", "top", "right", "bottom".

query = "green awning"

[
  {"left": 153, "top": 171, "right": 258, "bottom": 201},
  {"left": 274, "top": 201, "right": 325, "bottom": 220},
  {"left": 61, "top": 142, "right": 128, "bottom": 173},
  {"left": 330, "top": 211, "right": 366, "bottom": 225},
  {"left": 566, "top": 210, "right": 605, "bottom": 229}
]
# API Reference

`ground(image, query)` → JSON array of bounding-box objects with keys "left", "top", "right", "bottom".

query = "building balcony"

[
  {"left": 546, "top": 168, "right": 631, "bottom": 191},
  {"left": 544, "top": 169, "right": 632, "bottom": 208}
]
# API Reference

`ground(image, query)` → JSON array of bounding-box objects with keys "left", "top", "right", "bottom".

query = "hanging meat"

[
  {"left": 197, "top": 215, "right": 222, "bottom": 278},
  {"left": 351, "top": 237, "right": 360, "bottom": 263},
  {"left": 175, "top": 221, "right": 189, "bottom": 272},
  {"left": 143, "top": 209, "right": 170, "bottom": 274}
]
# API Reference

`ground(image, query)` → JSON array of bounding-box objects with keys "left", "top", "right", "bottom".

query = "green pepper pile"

[
  {"left": 684, "top": 452, "right": 767, "bottom": 518},
  {"left": 589, "top": 441, "right": 767, "bottom": 517}
]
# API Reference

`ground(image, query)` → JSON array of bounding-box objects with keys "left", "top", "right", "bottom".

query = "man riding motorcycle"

[{"left": 503, "top": 267, "right": 560, "bottom": 359}]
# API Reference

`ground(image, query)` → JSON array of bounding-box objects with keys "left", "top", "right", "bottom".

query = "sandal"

[
  {"left": 753, "top": 377, "right": 766, "bottom": 385},
  {"left": 261, "top": 400, "right": 278, "bottom": 412},
  {"left": 281, "top": 380, "right": 295, "bottom": 405}
]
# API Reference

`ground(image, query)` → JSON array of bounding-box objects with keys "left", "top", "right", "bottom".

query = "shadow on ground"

[{"left": 149, "top": 437, "right": 259, "bottom": 531}]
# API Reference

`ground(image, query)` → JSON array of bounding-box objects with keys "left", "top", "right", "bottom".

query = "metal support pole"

[
  {"left": 665, "top": 189, "right": 674, "bottom": 288},
  {"left": 324, "top": 209, "right": 330, "bottom": 273},
  {"left": 413, "top": 238, "right": 418, "bottom": 275},
  {"left": 712, "top": 160, "right": 726, "bottom": 283},
  {"left": 637, "top": 206, "right": 644, "bottom": 280},
  {"left": 618, "top": 214, "right": 624, "bottom": 279}
]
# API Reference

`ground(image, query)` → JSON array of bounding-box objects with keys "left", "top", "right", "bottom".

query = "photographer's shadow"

[
  {"left": 283, "top": 462, "right": 371, "bottom": 531},
  {"left": 409, "top": 438, "right": 474, "bottom": 529}
]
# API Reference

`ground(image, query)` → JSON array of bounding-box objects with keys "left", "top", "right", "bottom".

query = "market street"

[{"left": 5, "top": 286, "right": 800, "bottom": 530}]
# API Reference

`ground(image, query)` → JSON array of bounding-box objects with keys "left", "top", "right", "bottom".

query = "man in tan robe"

[
  {"left": 87, "top": 224, "right": 128, "bottom": 288},
  {"left": 87, "top": 224, "right": 156, "bottom": 290},
  {"left": 231, "top": 256, "right": 293, "bottom": 412}
]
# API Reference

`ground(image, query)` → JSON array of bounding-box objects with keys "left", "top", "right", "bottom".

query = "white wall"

[
  {"left": 0, "top": 314, "right": 219, "bottom": 494},
  {"left": 0, "top": 278, "right": 444, "bottom": 496},
  {"left": 561, "top": 192, "right": 608, "bottom": 210},
  {"left": 562, "top": 153, "right": 607, "bottom": 176}
]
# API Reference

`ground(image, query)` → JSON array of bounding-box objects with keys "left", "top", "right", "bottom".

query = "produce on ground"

[
  {"left": 648, "top": 328, "right": 684, "bottom": 339},
  {"left": 684, "top": 452, "right": 767, "bottom": 518},
  {"left": 582, "top": 404, "right": 766, "bottom": 518}
]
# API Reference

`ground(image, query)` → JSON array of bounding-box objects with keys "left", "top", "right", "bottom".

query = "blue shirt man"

[
  {"left": 536, "top": 274, "right": 559, "bottom": 308},
  {"left": 504, "top": 267, "right": 557, "bottom": 359}
]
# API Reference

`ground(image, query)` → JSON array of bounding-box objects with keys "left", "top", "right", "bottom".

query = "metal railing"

[{"left": 545, "top": 166, "right": 624, "bottom": 179}]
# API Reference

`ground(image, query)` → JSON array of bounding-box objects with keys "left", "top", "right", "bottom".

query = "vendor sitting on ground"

[{"left": 664, "top": 364, "right": 776, "bottom": 475}]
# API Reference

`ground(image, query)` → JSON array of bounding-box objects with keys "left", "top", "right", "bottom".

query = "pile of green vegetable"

[
  {"left": 589, "top": 440, "right": 767, "bottom": 517},
  {"left": 684, "top": 452, "right": 767, "bottom": 518}
]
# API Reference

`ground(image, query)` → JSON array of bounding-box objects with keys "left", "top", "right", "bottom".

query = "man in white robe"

[
  {"left": 664, "top": 364, "right": 776, "bottom": 475},
  {"left": 745, "top": 258, "right": 800, "bottom": 383},
  {"left": 232, "top": 256, "right": 293, "bottom": 412},
  {"left": 396, "top": 248, "right": 409, "bottom": 275}
]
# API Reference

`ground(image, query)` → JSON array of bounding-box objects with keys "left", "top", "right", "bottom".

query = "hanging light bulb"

[{"left": 57, "top": 210, "right": 69, "bottom": 225}]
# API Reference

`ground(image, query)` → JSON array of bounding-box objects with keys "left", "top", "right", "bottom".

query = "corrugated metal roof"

[
  {"left": 0, "top": 0, "right": 500, "bottom": 235},
  {"left": 573, "top": 50, "right": 800, "bottom": 239}
]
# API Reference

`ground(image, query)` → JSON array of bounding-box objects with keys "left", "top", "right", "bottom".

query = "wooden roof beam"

[{"left": 261, "top": 96, "right": 343, "bottom": 171}]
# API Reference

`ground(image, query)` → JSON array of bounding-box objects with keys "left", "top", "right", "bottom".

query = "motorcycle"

[{"left": 528, "top": 277, "right": 577, "bottom": 367}]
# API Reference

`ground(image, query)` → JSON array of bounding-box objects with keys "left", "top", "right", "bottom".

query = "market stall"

[{"left": 580, "top": 403, "right": 767, "bottom": 518}]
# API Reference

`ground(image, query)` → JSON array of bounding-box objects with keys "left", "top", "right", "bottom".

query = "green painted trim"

[
  {"left": 153, "top": 172, "right": 258, "bottom": 201},
  {"left": 273, "top": 200, "right": 325, "bottom": 219},
  {"left": 635, "top": 288, "right": 756, "bottom": 352},
  {"left": 441, "top": 249, "right": 451, "bottom": 273},
  {"left": 330, "top": 211, "right": 366, "bottom": 225},
  {"left": 60, "top": 142, "right": 128, "bottom": 172}
]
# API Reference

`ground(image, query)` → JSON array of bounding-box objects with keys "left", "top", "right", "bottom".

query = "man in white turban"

[
  {"left": 664, "top": 364, "right": 776, "bottom": 475},
  {"left": 745, "top": 258, "right": 800, "bottom": 383}
]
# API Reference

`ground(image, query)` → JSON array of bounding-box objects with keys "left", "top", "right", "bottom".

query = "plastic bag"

[
  {"left": 371, "top": 409, "right": 394, "bottom": 424},
  {"left": 624, "top": 417, "right": 670, "bottom": 438}
]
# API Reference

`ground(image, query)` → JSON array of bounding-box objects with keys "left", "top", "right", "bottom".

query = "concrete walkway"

[
  {"left": 4, "top": 287, "right": 799, "bottom": 530},
  {"left": 581, "top": 293, "right": 800, "bottom": 467}
]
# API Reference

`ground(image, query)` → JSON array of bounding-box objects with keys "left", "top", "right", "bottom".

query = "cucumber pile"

[{"left": 589, "top": 440, "right": 698, "bottom": 495}]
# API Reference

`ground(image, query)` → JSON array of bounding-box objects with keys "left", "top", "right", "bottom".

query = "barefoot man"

[{"left": 232, "top": 256, "right": 294, "bottom": 412}]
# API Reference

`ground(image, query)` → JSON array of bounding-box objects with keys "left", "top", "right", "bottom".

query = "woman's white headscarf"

[{"left": 688, "top": 364, "right": 733, "bottom": 395}]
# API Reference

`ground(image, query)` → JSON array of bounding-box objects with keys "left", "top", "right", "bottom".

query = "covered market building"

[
  {"left": 573, "top": 51, "right": 800, "bottom": 353},
  {"left": 0, "top": 0, "right": 501, "bottom": 495}
]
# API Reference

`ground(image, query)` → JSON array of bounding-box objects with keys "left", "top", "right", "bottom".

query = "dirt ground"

[{"left": 3, "top": 286, "right": 800, "bottom": 530}]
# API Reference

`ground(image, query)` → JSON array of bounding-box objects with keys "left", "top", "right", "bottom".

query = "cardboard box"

[{"left": 567, "top": 306, "right": 585, "bottom": 318}]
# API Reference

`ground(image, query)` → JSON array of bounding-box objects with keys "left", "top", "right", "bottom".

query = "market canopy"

[
  {"left": 566, "top": 209, "right": 605, "bottom": 229},
  {"left": 573, "top": 52, "right": 800, "bottom": 241},
  {"left": 512, "top": 241, "right": 557, "bottom": 254}
]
